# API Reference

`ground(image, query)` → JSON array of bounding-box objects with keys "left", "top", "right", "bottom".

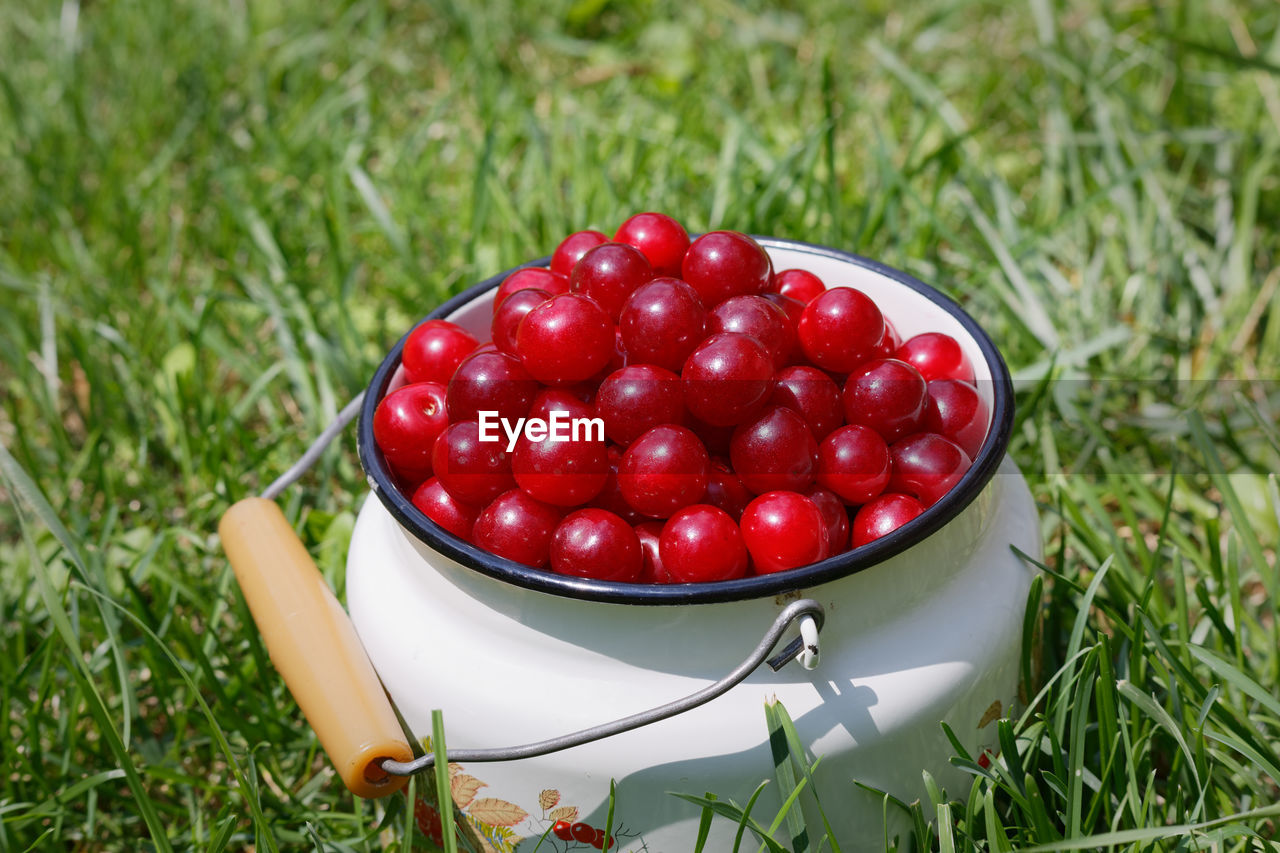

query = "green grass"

[{"left": 2, "top": 0, "right": 1279, "bottom": 849}]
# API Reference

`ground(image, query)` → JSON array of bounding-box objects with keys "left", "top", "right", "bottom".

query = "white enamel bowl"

[{"left": 348, "top": 238, "right": 1041, "bottom": 852}]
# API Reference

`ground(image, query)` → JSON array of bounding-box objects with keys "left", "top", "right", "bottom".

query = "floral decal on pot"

[{"left": 409, "top": 754, "right": 643, "bottom": 852}]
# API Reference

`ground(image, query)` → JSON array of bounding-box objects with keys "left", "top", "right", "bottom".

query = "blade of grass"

[
  {"left": 765, "top": 699, "right": 809, "bottom": 853},
  {"left": 668, "top": 793, "right": 787, "bottom": 853},
  {"left": 431, "top": 710, "right": 457, "bottom": 853},
  {"left": 729, "top": 780, "right": 770, "bottom": 853},
  {"left": 3, "top": 459, "right": 176, "bottom": 853},
  {"left": 1019, "top": 802, "right": 1280, "bottom": 851},
  {"left": 769, "top": 700, "right": 843, "bottom": 853}
]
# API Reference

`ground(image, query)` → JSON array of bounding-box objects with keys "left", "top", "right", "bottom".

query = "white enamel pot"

[{"left": 340, "top": 238, "right": 1041, "bottom": 852}]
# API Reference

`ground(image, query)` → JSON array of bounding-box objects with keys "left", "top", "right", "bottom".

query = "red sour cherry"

[
  {"left": 741, "top": 491, "right": 829, "bottom": 573},
  {"left": 372, "top": 381, "right": 450, "bottom": 485},
  {"left": 729, "top": 406, "right": 819, "bottom": 495},
  {"left": 493, "top": 267, "right": 568, "bottom": 311},
  {"left": 619, "top": 277, "right": 706, "bottom": 373},
  {"left": 682, "top": 231, "right": 773, "bottom": 307},
  {"left": 613, "top": 212, "right": 690, "bottom": 277},
  {"left": 797, "top": 287, "right": 884, "bottom": 372},
  {"left": 490, "top": 287, "right": 549, "bottom": 356},
  {"left": 703, "top": 458, "right": 753, "bottom": 521},
  {"left": 924, "top": 379, "right": 989, "bottom": 459},
  {"left": 590, "top": 445, "right": 653, "bottom": 525},
  {"left": 446, "top": 350, "right": 538, "bottom": 423},
  {"left": 431, "top": 420, "right": 516, "bottom": 505},
  {"left": 872, "top": 316, "right": 904, "bottom": 359},
  {"left": 569, "top": 242, "right": 654, "bottom": 322},
  {"left": 402, "top": 320, "right": 479, "bottom": 386},
  {"left": 517, "top": 293, "right": 614, "bottom": 383},
  {"left": 771, "top": 365, "right": 844, "bottom": 441},
  {"left": 681, "top": 332, "right": 775, "bottom": 427},
  {"left": 634, "top": 521, "right": 673, "bottom": 583},
  {"left": 804, "top": 486, "right": 850, "bottom": 555},
  {"left": 707, "top": 295, "right": 796, "bottom": 370},
  {"left": 894, "top": 332, "right": 975, "bottom": 384},
  {"left": 774, "top": 268, "right": 826, "bottom": 304},
  {"left": 815, "top": 424, "right": 891, "bottom": 505},
  {"left": 659, "top": 505, "right": 749, "bottom": 582},
  {"left": 842, "top": 358, "right": 928, "bottom": 443},
  {"left": 551, "top": 230, "right": 608, "bottom": 277},
  {"left": 511, "top": 428, "right": 609, "bottom": 507},
  {"left": 528, "top": 387, "right": 595, "bottom": 424},
  {"left": 411, "top": 477, "right": 480, "bottom": 541},
  {"left": 594, "top": 364, "right": 685, "bottom": 446},
  {"left": 472, "top": 489, "right": 563, "bottom": 568},
  {"left": 888, "top": 432, "right": 972, "bottom": 507},
  {"left": 550, "top": 509, "right": 643, "bottom": 582},
  {"left": 851, "top": 493, "right": 924, "bottom": 547},
  {"left": 618, "top": 425, "right": 710, "bottom": 518}
]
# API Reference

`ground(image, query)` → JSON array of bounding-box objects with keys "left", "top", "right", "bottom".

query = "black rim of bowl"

[{"left": 357, "top": 236, "right": 1015, "bottom": 605}]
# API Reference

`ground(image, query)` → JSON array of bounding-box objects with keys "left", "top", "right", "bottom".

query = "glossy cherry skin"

[
  {"left": 887, "top": 432, "right": 972, "bottom": 507},
  {"left": 924, "top": 379, "right": 989, "bottom": 459},
  {"left": 372, "top": 381, "right": 450, "bottom": 485},
  {"left": 681, "top": 231, "right": 773, "bottom": 307},
  {"left": 894, "top": 332, "right": 975, "bottom": 383},
  {"left": 431, "top": 420, "right": 516, "bottom": 505},
  {"left": 658, "top": 504, "right": 749, "bottom": 582},
  {"left": 797, "top": 287, "right": 884, "bottom": 372},
  {"left": 686, "top": 413, "right": 735, "bottom": 458},
  {"left": 569, "top": 242, "right": 654, "bottom": 322},
  {"left": 872, "top": 316, "right": 904, "bottom": 359},
  {"left": 411, "top": 477, "right": 480, "bottom": 541},
  {"left": 493, "top": 267, "right": 568, "bottom": 311},
  {"left": 590, "top": 445, "right": 654, "bottom": 525},
  {"left": 490, "top": 287, "right": 550, "bottom": 356},
  {"left": 804, "top": 486, "right": 850, "bottom": 555},
  {"left": 707, "top": 295, "right": 796, "bottom": 370},
  {"left": 729, "top": 406, "right": 818, "bottom": 495},
  {"left": 617, "top": 425, "right": 710, "bottom": 518},
  {"left": 760, "top": 292, "right": 806, "bottom": 364},
  {"left": 851, "top": 493, "right": 924, "bottom": 548},
  {"left": 593, "top": 364, "right": 685, "bottom": 446},
  {"left": 511, "top": 426, "right": 609, "bottom": 507},
  {"left": 815, "top": 424, "right": 891, "bottom": 505},
  {"left": 681, "top": 332, "right": 775, "bottom": 427},
  {"left": 528, "top": 386, "right": 595, "bottom": 425},
  {"left": 607, "top": 326, "right": 628, "bottom": 374},
  {"left": 704, "top": 457, "right": 753, "bottom": 521},
  {"left": 740, "top": 491, "right": 829, "bottom": 573},
  {"left": 842, "top": 358, "right": 928, "bottom": 443},
  {"left": 633, "top": 521, "right": 673, "bottom": 583},
  {"left": 401, "top": 320, "right": 479, "bottom": 385},
  {"left": 517, "top": 293, "right": 614, "bottom": 383},
  {"left": 619, "top": 277, "right": 706, "bottom": 373},
  {"left": 771, "top": 365, "right": 844, "bottom": 441},
  {"left": 613, "top": 212, "right": 690, "bottom": 277},
  {"left": 472, "top": 489, "right": 563, "bottom": 568},
  {"left": 774, "top": 268, "right": 826, "bottom": 304},
  {"left": 446, "top": 350, "right": 538, "bottom": 423},
  {"left": 550, "top": 509, "right": 643, "bottom": 582},
  {"left": 551, "top": 229, "right": 608, "bottom": 277}
]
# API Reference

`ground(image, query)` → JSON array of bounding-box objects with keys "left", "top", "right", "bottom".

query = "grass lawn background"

[{"left": 2, "top": 0, "right": 1279, "bottom": 849}]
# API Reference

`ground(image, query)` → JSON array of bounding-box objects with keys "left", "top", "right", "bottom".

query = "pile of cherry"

[{"left": 372, "top": 213, "right": 989, "bottom": 584}]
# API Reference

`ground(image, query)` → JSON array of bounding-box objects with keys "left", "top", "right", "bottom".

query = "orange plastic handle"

[{"left": 219, "top": 497, "right": 413, "bottom": 798}]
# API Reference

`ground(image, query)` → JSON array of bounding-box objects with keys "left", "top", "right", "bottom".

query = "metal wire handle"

[
  {"left": 260, "top": 398, "right": 826, "bottom": 780},
  {"left": 380, "top": 598, "right": 825, "bottom": 778},
  {"left": 260, "top": 391, "right": 366, "bottom": 500}
]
